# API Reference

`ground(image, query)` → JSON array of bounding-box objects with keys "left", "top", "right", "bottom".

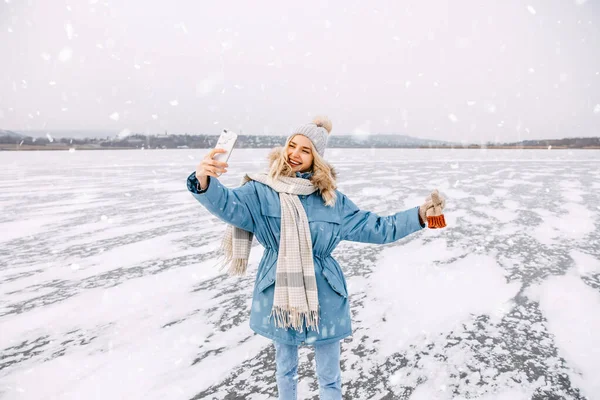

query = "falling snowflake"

[
  {"left": 58, "top": 47, "right": 73, "bottom": 62},
  {"left": 448, "top": 114, "right": 458, "bottom": 122},
  {"left": 527, "top": 5, "right": 536, "bottom": 15},
  {"left": 152, "top": 114, "right": 158, "bottom": 120},
  {"left": 221, "top": 41, "right": 232, "bottom": 51},
  {"left": 352, "top": 121, "right": 372, "bottom": 138},
  {"left": 41, "top": 52, "right": 51, "bottom": 61},
  {"left": 46, "top": 133, "right": 54, "bottom": 142},
  {"left": 118, "top": 129, "right": 131, "bottom": 138},
  {"left": 109, "top": 112, "right": 119, "bottom": 121},
  {"left": 177, "top": 22, "right": 188, "bottom": 34},
  {"left": 169, "top": 99, "right": 179, "bottom": 106},
  {"left": 594, "top": 104, "right": 600, "bottom": 114},
  {"left": 64, "top": 23, "right": 74, "bottom": 40}
]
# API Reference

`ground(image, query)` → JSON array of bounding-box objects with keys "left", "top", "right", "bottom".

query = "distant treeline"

[
  {"left": 1, "top": 132, "right": 599, "bottom": 149},
  {"left": 0, "top": 133, "right": 448, "bottom": 149},
  {"left": 508, "top": 137, "right": 600, "bottom": 148}
]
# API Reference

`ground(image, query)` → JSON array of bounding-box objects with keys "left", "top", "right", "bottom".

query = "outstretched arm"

[{"left": 340, "top": 193, "right": 425, "bottom": 244}]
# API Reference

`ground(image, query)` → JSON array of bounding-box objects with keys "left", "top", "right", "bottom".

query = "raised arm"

[
  {"left": 187, "top": 148, "right": 257, "bottom": 232},
  {"left": 187, "top": 172, "right": 257, "bottom": 233},
  {"left": 340, "top": 193, "right": 425, "bottom": 244}
]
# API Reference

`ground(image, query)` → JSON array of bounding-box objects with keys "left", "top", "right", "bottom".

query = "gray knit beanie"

[{"left": 287, "top": 116, "right": 332, "bottom": 157}]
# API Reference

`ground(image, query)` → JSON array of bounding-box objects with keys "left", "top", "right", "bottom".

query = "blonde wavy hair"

[{"left": 267, "top": 137, "right": 337, "bottom": 207}]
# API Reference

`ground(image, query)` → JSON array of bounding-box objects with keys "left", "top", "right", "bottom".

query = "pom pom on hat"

[{"left": 312, "top": 116, "right": 332, "bottom": 134}]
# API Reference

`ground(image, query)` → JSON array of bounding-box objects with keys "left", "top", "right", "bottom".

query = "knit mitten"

[{"left": 419, "top": 190, "right": 447, "bottom": 229}]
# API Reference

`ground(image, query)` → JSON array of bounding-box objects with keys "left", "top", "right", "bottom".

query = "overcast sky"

[{"left": 0, "top": 0, "right": 599, "bottom": 142}]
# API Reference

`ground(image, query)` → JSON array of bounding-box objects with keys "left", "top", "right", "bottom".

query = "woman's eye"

[{"left": 302, "top": 150, "right": 309, "bottom": 154}]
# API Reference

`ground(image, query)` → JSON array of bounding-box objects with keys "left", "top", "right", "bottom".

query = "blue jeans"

[{"left": 274, "top": 340, "right": 342, "bottom": 400}]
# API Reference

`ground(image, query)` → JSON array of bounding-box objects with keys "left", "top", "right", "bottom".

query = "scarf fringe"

[
  {"left": 218, "top": 235, "right": 248, "bottom": 276},
  {"left": 218, "top": 257, "right": 248, "bottom": 276},
  {"left": 270, "top": 306, "right": 320, "bottom": 333}
]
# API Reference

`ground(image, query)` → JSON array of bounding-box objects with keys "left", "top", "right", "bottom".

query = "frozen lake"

[{"left": 1, "top": 148, "right": 599, "bottom": 400}]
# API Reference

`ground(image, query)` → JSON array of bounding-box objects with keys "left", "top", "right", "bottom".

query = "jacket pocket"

[
  {"left": 259, "top": 202, "right": 281, "bottom": 219},
  {"left": 256, "top": 261, "right": 276, "bottom": 293},
  {"left": 308, "top": 210, "right": 341, "bottom": 225},
  {"left": 322, "top": 263, "right": 348, "bottom": 298}
]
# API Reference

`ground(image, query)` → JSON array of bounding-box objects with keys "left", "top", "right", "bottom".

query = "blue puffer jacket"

[{"left": 187, "top": 171, "right": 424, "bottom": 346}]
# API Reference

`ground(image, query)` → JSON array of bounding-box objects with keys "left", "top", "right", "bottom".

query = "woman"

[{"left": 187, "top": 116, "right": 445, "bottom": 400}]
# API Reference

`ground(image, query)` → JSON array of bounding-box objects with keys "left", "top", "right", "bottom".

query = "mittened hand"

[{"left": 419, "top": 190, "right": 447, "bottom": 229}]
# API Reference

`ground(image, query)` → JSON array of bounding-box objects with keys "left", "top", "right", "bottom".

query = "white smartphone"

[{"left": 213, "top": 129, "right": 238, "bottom": 163}]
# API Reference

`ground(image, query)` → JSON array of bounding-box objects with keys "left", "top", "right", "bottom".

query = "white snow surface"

[{"left": 1, "top": 148, "right": 599, "bottom": 399}]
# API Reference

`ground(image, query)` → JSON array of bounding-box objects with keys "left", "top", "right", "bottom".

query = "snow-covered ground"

[{"left": 1, "top": 148, "right": 599, "bottom": 400}]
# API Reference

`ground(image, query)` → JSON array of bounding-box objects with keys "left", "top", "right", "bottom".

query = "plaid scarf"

[{"left": 219, "top": 173, "right": 320, "bottom": 332}]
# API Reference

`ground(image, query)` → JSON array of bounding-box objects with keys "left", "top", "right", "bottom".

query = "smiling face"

[{"left": 286, "top": 134, "right": 314, "bottom": 173}]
